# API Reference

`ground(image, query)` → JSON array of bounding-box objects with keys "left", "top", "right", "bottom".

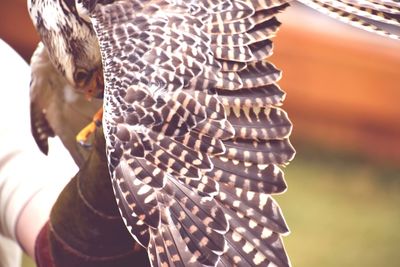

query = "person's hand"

[
  {"left": 0, "top": 39, "right": 76, "bottom": 264},
  {"left": 35, "top": 128, "right": 150, "bottom": 267}
]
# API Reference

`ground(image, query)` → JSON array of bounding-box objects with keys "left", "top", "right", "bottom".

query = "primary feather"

[{"left": 28, "top": 0, "right": 400, "bottom": 266}]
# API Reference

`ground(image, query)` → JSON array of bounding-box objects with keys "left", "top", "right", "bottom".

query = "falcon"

[{"left": 28, "top": 0, "right": 400, "bottom": 266}]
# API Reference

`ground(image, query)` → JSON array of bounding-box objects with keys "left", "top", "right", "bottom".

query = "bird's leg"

[{"left": 76, "top": 108, "right": 103, "bottom": 146}]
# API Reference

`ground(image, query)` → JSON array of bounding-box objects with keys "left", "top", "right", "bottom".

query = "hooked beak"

[{"left": 84, "top": 68, "right": 104, "bottom": 100}]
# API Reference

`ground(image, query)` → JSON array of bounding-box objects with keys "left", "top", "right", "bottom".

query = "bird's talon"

[
  {"left": 76, "top": 122, "right": 97, "bottom": 147},
  {"left": 76, "top": 108, "right": 103, "bottom": 147},
  {"left": 78, "top": 140, "right": 93, "bottom": 148}
]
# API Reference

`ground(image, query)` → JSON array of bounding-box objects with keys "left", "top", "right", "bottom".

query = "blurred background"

[{"left": 1, "top": 0, "right": 399, "bottom": 266}]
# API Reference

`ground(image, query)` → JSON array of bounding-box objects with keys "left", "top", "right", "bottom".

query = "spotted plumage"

[
  {"left": 28, "top": 0, "right": 400, "bottom": 266},
  {"left": 296, "top": 0, "right": 400, "bottom": 39}
]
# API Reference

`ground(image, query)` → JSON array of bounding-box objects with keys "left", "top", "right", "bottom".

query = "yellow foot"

[{"left": 76, "top": 108, "right": 103, "bottom": 147}]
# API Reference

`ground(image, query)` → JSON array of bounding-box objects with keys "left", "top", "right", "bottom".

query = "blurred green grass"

[
  {"left": 22, "top": 143, "right": 400, "bottom": 267},
  {"left": 277, "top": 141, "right": 400, "bottom": 267},
  {"left": 22, "top": 255, "right": 34, "bottom": 267}
]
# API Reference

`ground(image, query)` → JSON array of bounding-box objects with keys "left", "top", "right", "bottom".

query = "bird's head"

[{"left": 28, "top": 0, "right": 104, "bottom": 99}]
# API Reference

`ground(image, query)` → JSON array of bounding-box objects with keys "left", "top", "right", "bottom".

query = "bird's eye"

[{"left": 74, "top": 69, "right": 89, "bottom": 85}]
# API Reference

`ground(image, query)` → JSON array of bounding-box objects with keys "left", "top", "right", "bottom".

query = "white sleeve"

[{"left": 0, "top": 39, "right": 78, "bottom": 265}]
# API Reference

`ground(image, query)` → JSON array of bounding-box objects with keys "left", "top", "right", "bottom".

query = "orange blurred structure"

[
  {"left": 274, "top": 5, "right": 400, "bottom": 163},
  {"left": 0, "top": 0, "right": 39, "bottom": 61},
  {"left": 1, "top": 1, "right": 399, "bottom": 162}
]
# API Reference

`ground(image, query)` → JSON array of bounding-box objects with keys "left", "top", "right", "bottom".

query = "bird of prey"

[
  {"left": 27, "top": 0, "right": 400, "bottom": 266},
  {"left": 30, "top": 42, "right": 103, "bottom": 166}
]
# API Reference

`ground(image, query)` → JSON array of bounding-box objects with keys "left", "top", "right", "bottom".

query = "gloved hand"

[{"left": 35, "top": 128, "right": 150, "bottom": 267}]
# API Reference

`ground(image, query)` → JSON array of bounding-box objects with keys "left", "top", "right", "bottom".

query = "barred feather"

[
  {"left": 217, "top": 84, "right": 286, "bottom": 108},
  {"left": 30, "top": 101, "right": 55, "bottom": 155},
  {"left": 324, "top": 0, "right": 400, "bottom": 26},
  {"left": 226, "top": 106, "right": 292, "bottom": 140},
  {"left": 173, "top": 131, "right": 226, "bottom": 155},
  {"left": 31, "top": 0, "right": 399, "bottom": 266},
  {"left": 298, "top": 0, "right": 400, "bottom": 39},
  {"left": 207, "top": 158, "right": 288, "bottom": 194},
  {"left": 91, "top": 1, "right": 294, "bottom": 266}
]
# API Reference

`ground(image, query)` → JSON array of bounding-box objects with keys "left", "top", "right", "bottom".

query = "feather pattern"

[
  {"left": 297, "top": 0, "right": 400, "bottom": 39},
  {"left": 28, "top": 0, "right": 400, "bottom": 266},
  {"left": 89, "top": 1, "right": 294, "bottom": 266},
  {"left": 86, "top": 0, "right": 294, "bottom": 266}
]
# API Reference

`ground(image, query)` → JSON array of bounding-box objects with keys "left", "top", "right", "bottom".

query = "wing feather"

[
  {"left": 35, "top": 0, "right": 400, "bottom": 266},
  {"left": 298, "top": 0, "right": 400, "bottom": 39},
  {"left": 90, "top": 1, "right": 293, "bottom": 266}
]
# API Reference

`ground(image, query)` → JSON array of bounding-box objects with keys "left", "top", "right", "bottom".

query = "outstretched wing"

[
  {"left": 88, "top": 0, "right": 294, "bottom": 266},
  {"left": 298, "top": 0, "right": 400, "bottom": 39}
]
